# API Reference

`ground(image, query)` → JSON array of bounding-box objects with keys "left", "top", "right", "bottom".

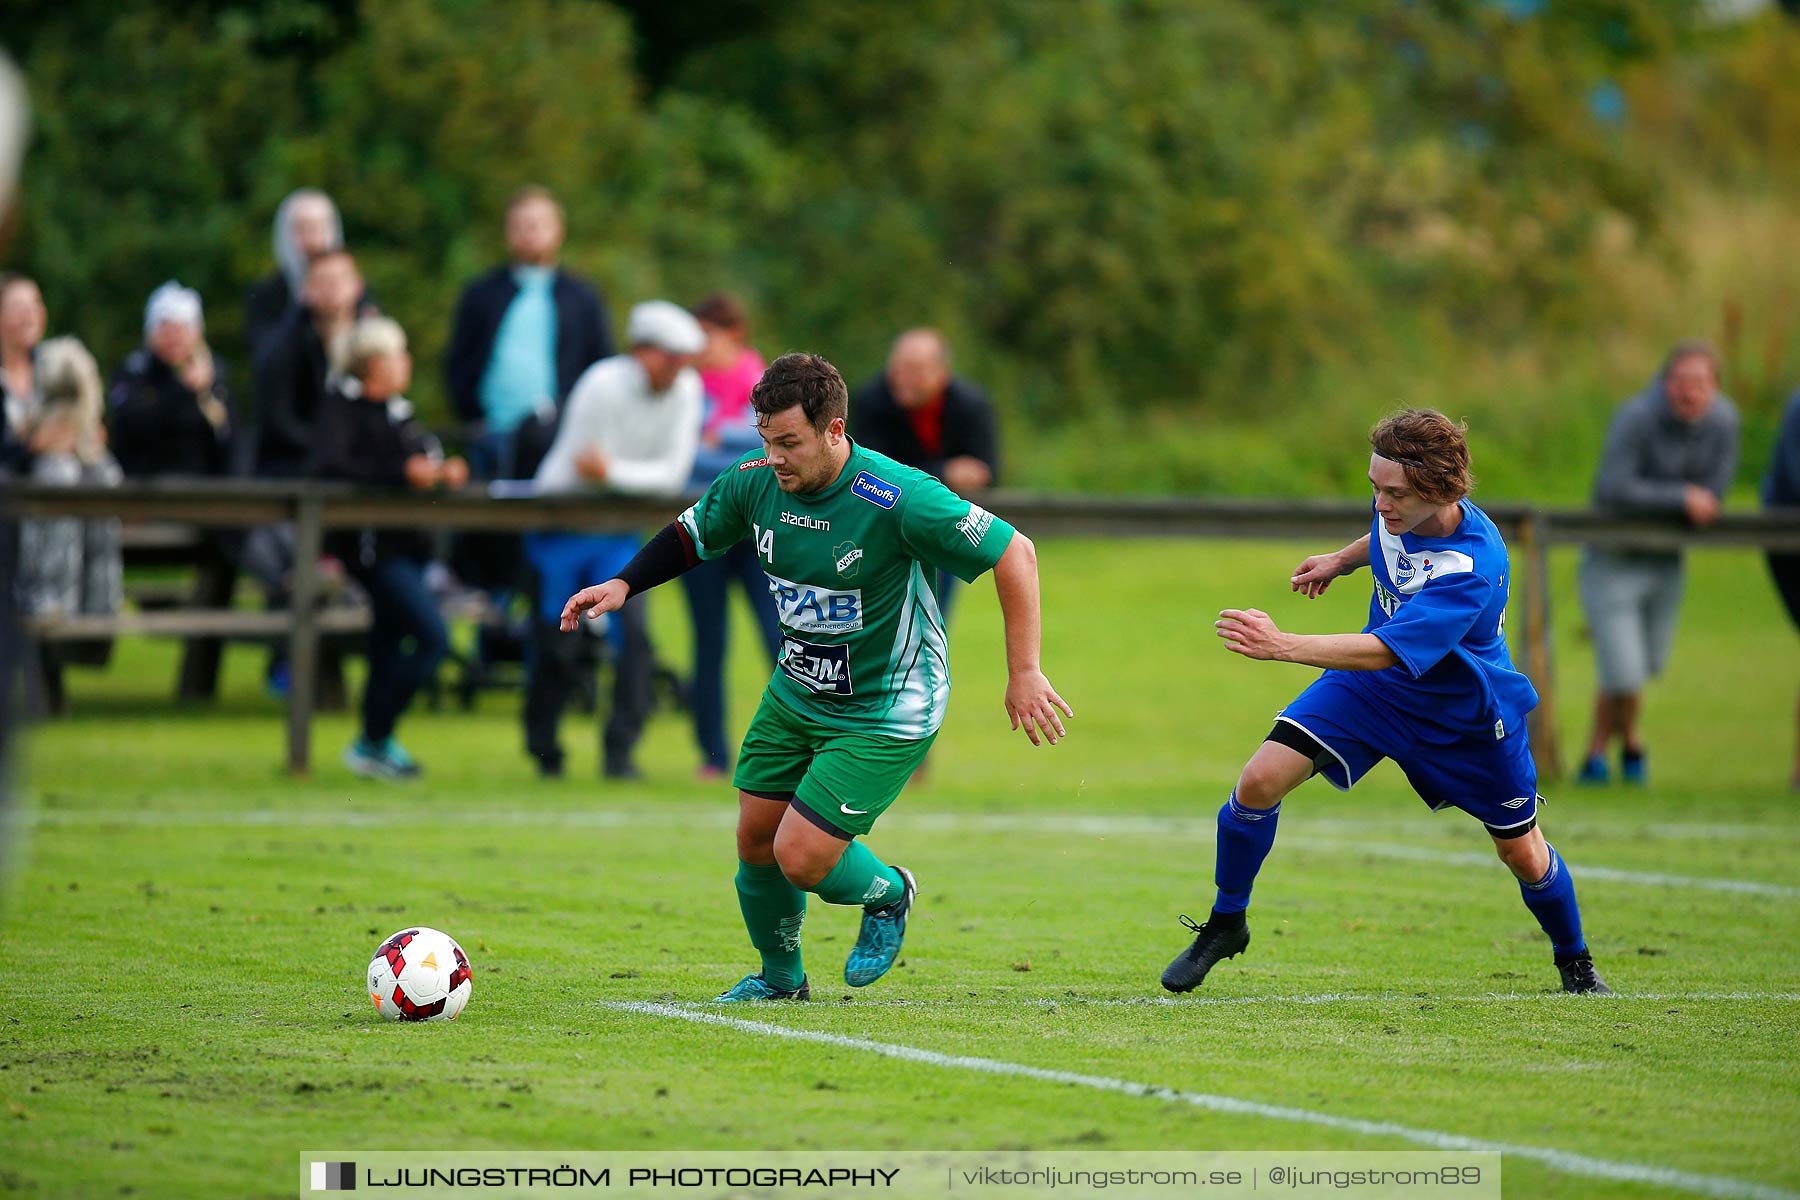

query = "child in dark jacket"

[{"left": 313, "top": 316, "right": 468, "bottom": 780}]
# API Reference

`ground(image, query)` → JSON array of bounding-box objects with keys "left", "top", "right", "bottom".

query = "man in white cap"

[{"left": 525, "top": 300, "right": 705, "bottom": 779}]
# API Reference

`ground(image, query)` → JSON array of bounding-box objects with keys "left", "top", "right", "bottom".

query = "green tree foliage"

[{"left": 5, "top": 0, "right": 1791, "bottom": 496}]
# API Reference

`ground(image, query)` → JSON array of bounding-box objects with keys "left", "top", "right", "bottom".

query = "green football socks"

[
  {"left": 810, "top": 840, "right": 906, "bottom": 909},
  {"left": 735, "top": 860, "right": 806, "bottom": 990}
]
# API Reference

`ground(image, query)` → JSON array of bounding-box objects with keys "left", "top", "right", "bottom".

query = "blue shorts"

[{"left": 1273, "top": 672, "right": 1539, "bottom": 837}]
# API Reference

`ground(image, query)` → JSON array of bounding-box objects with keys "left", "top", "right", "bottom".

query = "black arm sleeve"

[{"left": 616, "top": 521, "right": 701, "bottom": 597}]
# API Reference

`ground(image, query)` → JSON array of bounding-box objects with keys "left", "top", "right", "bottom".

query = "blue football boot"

[
  {"left": 844, "top": 866, "right": 916, "bottom": 988},
  {"left": 714, "top": 973, "right": 811, "bottom": 1002}
]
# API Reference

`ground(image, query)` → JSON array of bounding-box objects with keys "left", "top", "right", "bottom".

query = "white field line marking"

[
  {"left": 12, "top": 806, "right": 1797, "bottom": 898},
  {"left": 742, "top": 992, "right": 1800, "bottom": 1008},
  {"left": 602, "top": 1000, "right": 1798, "bottom": 1200}
]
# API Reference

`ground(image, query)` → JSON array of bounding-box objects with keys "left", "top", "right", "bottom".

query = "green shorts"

[{"left": 732, "top": 687, "right": 935, "bottom": 839}]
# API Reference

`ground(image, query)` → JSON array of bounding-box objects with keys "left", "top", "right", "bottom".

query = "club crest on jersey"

[
  {"left": 1394, "top": 553, "right": 1416, "bottom": 584},
  {"left": 737, "top": 457, "right": 770, "bottom": 471},
  {"left": 779, "top": 638, "right": 853, "bottom": 695},
  {"left": 833, "top": 540, "right": 863, "bottom": 579},
  {"left": 851, "top": 470, "right": 901, "bottom": 509},
  {"left": 766, "top": 572, "right": 863, "bottom": 633}
]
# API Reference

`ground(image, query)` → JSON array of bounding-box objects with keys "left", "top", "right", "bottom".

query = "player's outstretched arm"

[
  {"left": 560, "top": 579, "right": 630, "bottom": 630},
  {"left": 1291, "top": 534, "right": 1371, "bottom": 598},
  {"left": 1216, "top": 607, "right": 1397, "bottom": 670},
  {"left": 992, "top": 533, "right": 1074, "bottom": 746},
  {"left": 558, "top": 520, "right": 705, "bottom": 631}
]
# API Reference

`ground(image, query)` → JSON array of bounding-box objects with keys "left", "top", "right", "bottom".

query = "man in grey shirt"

[{"left": 1578, "top": 340, "right": 1738, "bottom": 785}]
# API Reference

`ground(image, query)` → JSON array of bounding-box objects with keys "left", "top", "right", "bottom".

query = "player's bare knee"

[
  {"left": 1234, "top": 760, "right": 1293, "bottom": 809},
  {"left": 1493, "top": 834, "right": 1548, "bottom": 881},
  {"left": 771, "top": 826, "right": 832, "bottom": 888},
  {"left": 772, "top": 844, "right": 828, "bottom": 889},
  {"left": 736, "top": 824, "right": 776, "bottom": 864}
]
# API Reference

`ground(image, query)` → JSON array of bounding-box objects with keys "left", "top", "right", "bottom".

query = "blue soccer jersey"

[{"left": 1341, "top": 498, "right": 1539, "bottom": 742}]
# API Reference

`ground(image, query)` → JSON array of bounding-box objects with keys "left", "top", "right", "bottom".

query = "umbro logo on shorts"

[{"left": 1502, "top": 797, "right": 1532, "bottom": 809}]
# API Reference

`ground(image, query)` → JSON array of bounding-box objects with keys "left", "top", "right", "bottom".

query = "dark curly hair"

[{"left": 750, "top": 352, "right": 848, "bottom": 433}]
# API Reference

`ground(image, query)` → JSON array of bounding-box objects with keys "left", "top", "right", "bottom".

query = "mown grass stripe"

[{"left": 11, "top": 807, "right": 1796, "bottom": 897}]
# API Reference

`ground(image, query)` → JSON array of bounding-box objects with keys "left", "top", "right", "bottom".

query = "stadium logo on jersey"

[
  {"left": 833, "top": 540, "right": 863, "bottom": 579},
  {"left": 956, "top": 503, "right": 994, "bottom": 547},
  {"left": 780, "top": 511, "right": 831, "bottom": 531},
  {"left": 852, "top": 470, "right": 902, "bottom": 509},
  {"left": 737, "top": 457, "right": 770, "bottom": 471},
  {"left": 766, "top": 572, "right": 863, "bottom": 633},
  {"left": 779, "top": 637, "right": 853, "bottom": 695}
]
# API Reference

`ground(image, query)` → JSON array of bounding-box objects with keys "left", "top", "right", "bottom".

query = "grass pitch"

[{"left": 2, "top": 539, "right": 1796, "bottom": 1199}]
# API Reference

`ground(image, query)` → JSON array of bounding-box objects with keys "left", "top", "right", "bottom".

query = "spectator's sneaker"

[
  {"left": 1620, "top": 749, "right": 1647, "bottom": 785},
  {"left": 603, "top": 757, "right": 643, "bottom": 781},
  {"left": 1576, "top": 754, "right": 1610, "bottom": 785},
  {"left": 344, "top": 737, "right": 422, "bottom": 782},
  {"left": 714, "top": 973, "right": 811, "bottom": 1002},
  {"left": 1556, "top": 952, "right": 1613, "bottom": 995},
  {"left": 1160, "top": 912, "right": 1250, "bottom": 993},
  {"left": 844, "top": 866, "right": 916, "bottom": 988}
]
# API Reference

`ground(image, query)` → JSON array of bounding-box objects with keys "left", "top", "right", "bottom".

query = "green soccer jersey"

[{"left": 677, "top": 440, "right": 1016, "bottom": 739}]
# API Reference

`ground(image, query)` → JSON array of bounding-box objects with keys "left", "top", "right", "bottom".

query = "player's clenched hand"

[
  {"left": 1006, "top": 670, "right": 1074, "bottom": 747},
  {"left": 1291, "top": 553, "right": 1344, "bottom": 598},
  {"left": 559, "top": 579, "right": 629, "bottom": 631},
  {"left": 1217, "top": 608, "right": 1290, "bottom": 661}
]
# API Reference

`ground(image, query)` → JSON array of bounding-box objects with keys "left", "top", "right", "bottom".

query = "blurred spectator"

[
  {"left": 313, "top": 316, "right": 468, "bottom": 781},
  {"left": 253, "top": 248, "right": 368, "bottom": 479},
  {"left": 1762, "top": 383, "right": 1800, "bottom": 789},
  {"left": 2, "top": 50, "right": 27, "bottom": 864},
  {"left": 1577, "top": 341, "right": 1739, "bottom": 785},
  {"left": 681, "top": 293, "right": 781, "bottom": 777},
  {"left": 1, "top": 273, "right": 48, "bottom": 450},
  {"left": 109, "top": 281, "right": 235, "bottom": 477},
  {"left": 249, "top": 249, "right": 370, "bottom": 697},
  {"left": 525, "top": 301, "right": 703, "bottom": 780},
  {"left": 243, "top": 189, "right": 343, "bottom": 364},
  {"left": 851, "top": 327, "right": 999, "bottom": 616},
  {"left": 15, "top": 336, "right": 121, "bottom": 620},
  {"left": 445, "top": 185, "right": 613, "bottom": 479}
]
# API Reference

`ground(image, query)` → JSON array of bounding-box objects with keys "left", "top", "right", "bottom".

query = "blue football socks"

[
  {"left": 1519, "top": 843, "right": 1587, "bottom": 958},
  {"left": 1214, "top": 791, "right": 1282, "bottom": 914}
]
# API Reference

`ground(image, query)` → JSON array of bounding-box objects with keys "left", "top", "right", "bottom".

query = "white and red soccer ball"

[{"left": 367, "top": 927, "right": 472, "bottom": 1021}]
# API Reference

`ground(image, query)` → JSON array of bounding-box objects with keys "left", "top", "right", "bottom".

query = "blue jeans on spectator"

[
  {"left": 679, "top": 540, "right": 783, "bottom": 770},
  {"left": 356, "top": 556, "right": 448, "bottom": 744},
  {"left": 466, "top": 428, "right": 517, "bottom": 482}
]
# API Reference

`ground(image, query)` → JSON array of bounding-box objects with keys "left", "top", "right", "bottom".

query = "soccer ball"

[{"left": 367, "top": 927, "right": 472, "bottom": 1021}]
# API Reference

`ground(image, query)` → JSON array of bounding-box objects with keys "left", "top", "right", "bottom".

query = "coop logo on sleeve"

[
  {"left": 851, "top": 470, "right": 901, "bottom": 510},
  {"left": 310, "top": 1161, "right": 356, "bottom": 1191}
]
